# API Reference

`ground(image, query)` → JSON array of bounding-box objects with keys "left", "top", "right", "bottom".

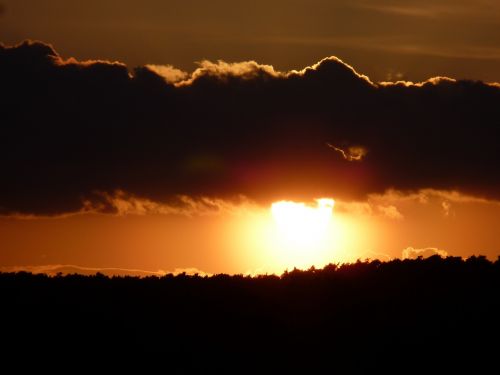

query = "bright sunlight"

[
  {"left": 269, "top": 198, "right": 338, "bottom": 270},
  {"left": 271, "top": 199, "right": 335, "bottom": 247}
]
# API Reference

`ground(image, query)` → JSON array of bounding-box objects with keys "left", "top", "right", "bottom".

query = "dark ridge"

[{"left": 1, "top": 255, "right": 499, "bottom": 371}]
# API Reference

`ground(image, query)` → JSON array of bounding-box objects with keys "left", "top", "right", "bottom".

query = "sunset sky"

[{"left": 1, "top": 1, "right": 500, "bottom": 275}]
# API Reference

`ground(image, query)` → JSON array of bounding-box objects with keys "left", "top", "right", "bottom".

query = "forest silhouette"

[{"left": 1, "top": 255, "right": 499, "bottom": 372}]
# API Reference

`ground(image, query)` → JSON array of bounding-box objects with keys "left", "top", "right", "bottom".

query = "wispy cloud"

[
  {"left": 0, "top": 264, "right": 210, "bottom": 277},
  {"left": 334, "top": 188, "right": 500, "bottom": 221},
  {"left": 377, "top": 205, "right": 404, "bottom": 220},
  {"left": 402, "top": 247, "right": 448, "bottom": 259},
  {"left": 352, "top": 1, "right": 500, "bottom": 19},
  {"left": 257, "top": 34, "right": 500, "bottom": 62},
  {"left": 326, "top": 143, "right": 368, "bottom": 161},
  {"left": 355, "top": 3, "right": 443, "bottom": 18},
  {"left": 351, "top": 1, "right": 464, "bottom": 18},
  {"left": 358, "top": 249, "right": 393, "bottom": 261}
]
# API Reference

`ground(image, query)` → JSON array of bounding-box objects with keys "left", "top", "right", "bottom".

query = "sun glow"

[
  {"left": 271, "top": 199, "right": 334, "bottom": 247},
  {"left": 269, "top": 198, "right": 338, "bottom": 271},
  {"left": 230, "top": 197, "right": 369, "bottom": 274}
]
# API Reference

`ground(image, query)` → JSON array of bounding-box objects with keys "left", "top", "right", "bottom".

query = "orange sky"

[{"left": 2, "top": 190, "right": 499, "bottom": 275}]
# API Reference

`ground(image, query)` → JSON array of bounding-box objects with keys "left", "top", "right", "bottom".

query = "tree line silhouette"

[{"left": 1, "top": 255, "right": 499, "bottom": 372}]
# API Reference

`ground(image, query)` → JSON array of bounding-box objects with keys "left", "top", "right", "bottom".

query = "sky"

[
  {"left": 2, "top": 0, "right": 500, "bottom": 82},
  {"left": 1, "top": 1, "right": 500, "bottom": 275}
]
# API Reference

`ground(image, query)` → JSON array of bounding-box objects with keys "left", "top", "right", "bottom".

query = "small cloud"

[
  {"left": 333, "top": 201, "right": 373, "bottom": 216},
  {"left": 402, "top": 247, "right": 448, "bottom": 260},
  {"left": 327, "top": 143, "right": 367, "bottom": 161},
  {"left": 378, "top": 205, "right": 404, "bottom": 220},
  {"left": 378, "top": 76, "right": 456, "bottom": 88},
  {"left": 356, "top": 4, "right": 440, "bottom": 18},
  {"left": 358, "top": 250, "right": 392, "bottom": 261},
  {"left": 178, "top": 59, "right": 281, "bottom": 86},
  {"left": 353, "top": 3, "right": 476, "bottom": 19},
  {"left": 442, "top": 201, "right": 452, "bottom": 217},
  {"left": 145, "top": 64, "right": 189, "bottom": 84}
]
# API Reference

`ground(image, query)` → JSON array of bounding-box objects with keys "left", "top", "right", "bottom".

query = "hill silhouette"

[{"left": 1, "top": 255, "right": 499, "bottom": 372}]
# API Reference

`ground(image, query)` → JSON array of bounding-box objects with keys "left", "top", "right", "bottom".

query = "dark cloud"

[{"left": 1, "top": 40, "right": 500, "bottom": 215}]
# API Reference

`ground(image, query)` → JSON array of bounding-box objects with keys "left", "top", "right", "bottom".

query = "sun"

[
  {"left": 271, "top": 199, "right": 334, "bottom": 247},
  {"left": 270, "top": 198, "right": 337, "bottom": 270}
]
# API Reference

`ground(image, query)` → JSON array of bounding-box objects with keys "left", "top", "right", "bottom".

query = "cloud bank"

[{"left": 2, "top": 40, "right": 500, "bottom": 215}]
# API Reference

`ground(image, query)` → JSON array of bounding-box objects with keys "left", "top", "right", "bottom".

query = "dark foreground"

[{"left": 1, "top": 256, "right": 499, "bottom": 372}]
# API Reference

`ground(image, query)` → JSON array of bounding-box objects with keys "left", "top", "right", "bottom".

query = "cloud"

[
  {"left": 377, "top": 205, "right": 404, "bottom": 220},
  {"left": 88, "top": 190, "right": 259, "bottom": 217},
  {"left": 442, "top": 201, "right": 452, "bottom": 217},
  {"left": 334, "top": 201, "right": 374, "bottom": 216},
  {"left": 378, "top": 76, "right": 456, "bottom": 87},
  {"left": 368, "top": 189, "right": 500, "bottom": 207},
  {"left": 402, "top": 247, "right": 448, "bottom": 259},
  {"left": 327, "top": 143, "right": 367, "bottom": 161},
  {"left": 146, "top": 60, "right": 282, "bottom": 87},
  {"left": 3, "top": 191, "right": 261, "bottom": 219},
  {"left": 178, "top": 59, "right": 282, "bottom": 86},
  {"left": 2, "top": 40, "right": 500, "bottom": 215},
  {"left": 259, "top": 34, "right": 500, "bottom": 63},
  {"left": 355, "top": 3, "right": 444, "bottom": 18},
  {"left": 332, "top": 188, "right": 500, "bottom": 225},
  {"left": 0, "top": 264, "right": 210, "bottom": 277},
  {"left": 354, "top": 1, "right": 500, "bottom": 19},
  {"left": 145, "top": 64, "right": 189, "bottom": 84},
  {"left": 357, "top": 250, "right": 393, "bottom": 261}
]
